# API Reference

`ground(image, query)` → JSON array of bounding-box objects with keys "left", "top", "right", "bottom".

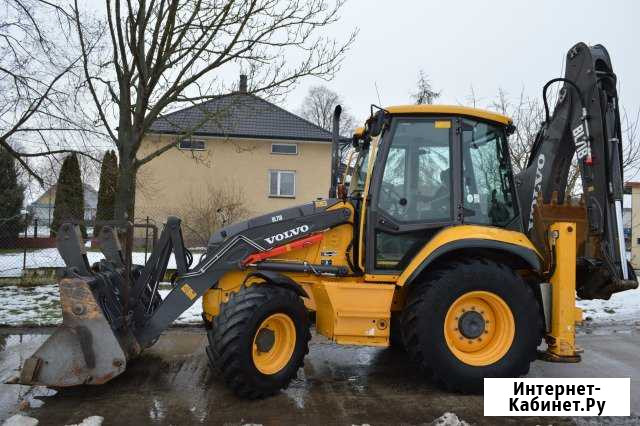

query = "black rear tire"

[
  {"left": 401, "top": 258, "right": 542, "bottom": 393},
  {"left": 206, "top": 284, "right": 310, "bottom": 399},
  {"left": 389, "top": 313, "right": 404, "bottom": 350}
]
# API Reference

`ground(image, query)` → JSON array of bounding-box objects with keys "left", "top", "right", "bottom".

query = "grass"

[{"left": 0, "top": 248, "right": 38, "bottom": 254}]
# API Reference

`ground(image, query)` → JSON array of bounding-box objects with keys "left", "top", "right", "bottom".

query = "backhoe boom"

[{"left": 516, "top": 42, "right": 637, "bottom": 299}]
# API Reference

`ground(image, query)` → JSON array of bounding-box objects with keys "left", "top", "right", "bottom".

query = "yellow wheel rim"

[
  {"left": 252, "top": 313, "right": 296, "bottom": 375},
  {"left": 444, "top": 291, "right": 515, "bottom": 366}
]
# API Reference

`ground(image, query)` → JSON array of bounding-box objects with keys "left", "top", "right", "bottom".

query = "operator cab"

[{"left": 348, "top": 105, "right": 519, "bottom": 274}]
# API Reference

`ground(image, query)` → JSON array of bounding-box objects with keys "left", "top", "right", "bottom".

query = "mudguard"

[
  {"left": 397, "top": 225, "right": 543, "bottom": 287},
  {"left": 243, "top": 270, "right": 309, "bottom": 298}
]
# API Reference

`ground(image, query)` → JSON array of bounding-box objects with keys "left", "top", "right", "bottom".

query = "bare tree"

[
  {"left": 411, "top": 69, "right": 440, "bottom": 105},
  {"left": 480, "top": 87, "right": 640, "bottom": 196},
  {"left": 298, "top": 85, "right": 356, "bottom": 135},
  {"left": 298, "top": 84, "right": 356, "bottom": 164},
  {"left": 178, "top": 183, "right": 250, "bottom": 247},
  {"left": 0, "top": 0, "right": 103, "bottom": 184},
  {"left": 70, "top": 0, "right": 356, "bottom": 223},
  {"left": 621, "top": 107, "right": 640, "bottom": 181},
  {"left": 488, "top": 88, "right": 544, "bottom": 174}
]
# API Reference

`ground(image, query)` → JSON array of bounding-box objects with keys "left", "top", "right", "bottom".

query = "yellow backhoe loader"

[{"left": 18, "top": 42, "right": 637, "bottom": 398}]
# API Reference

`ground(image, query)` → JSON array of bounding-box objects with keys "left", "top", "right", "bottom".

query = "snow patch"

[
  {"left": 159, "top": 289, "right": 202, "bottom": 324},
  {"left": 2, "top": 415, "right": 38, "bottom": 426},
  {"left": 0, "top": 285, "right": 202, "bottom": 326},
  {"left": 577, "top": 287, "right": 640, "bottom": 324},
  {"left": 0, "top": 248, "right": 179, "bottom": 278},
  {"left": 431, "top": 412, "right": 469, "bottom": 426},
  {"left": 65, "top": 416, "right": 104, "bottom": 426}
]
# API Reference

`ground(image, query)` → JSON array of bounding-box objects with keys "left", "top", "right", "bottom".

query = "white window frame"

[
  {"left": 270, "top": 143, "right": 298, "bottom": 155},
  {"left": 178, "top": 138, "right": 206, "bottom": 151},
  {"left": 269, "top": 170, "right": 296, "bottom": 198}
]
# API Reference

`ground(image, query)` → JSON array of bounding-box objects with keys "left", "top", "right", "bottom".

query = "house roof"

[{"left": 148, "top": 92, "right": 334, "bottom": 142}]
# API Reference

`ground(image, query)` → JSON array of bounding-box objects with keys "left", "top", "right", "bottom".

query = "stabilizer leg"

[{"left": 540, "top": 222, "right": 582, "bottom": 362}]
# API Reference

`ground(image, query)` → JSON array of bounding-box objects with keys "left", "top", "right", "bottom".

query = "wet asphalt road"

[{"left": 0, "top": 324, "right": 638, "bottom": 425}]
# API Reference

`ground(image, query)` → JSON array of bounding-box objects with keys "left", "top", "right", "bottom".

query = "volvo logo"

[
  {"left": 264, "top": 225, "right": 310, "bottom": 245},
  {"left": 528, "top": 154, "right": 546, "bottom": 231}
]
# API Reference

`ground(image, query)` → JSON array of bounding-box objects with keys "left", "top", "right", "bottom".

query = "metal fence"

[{"left": 0, "top": 215, "right": 160, "bottom": 285}]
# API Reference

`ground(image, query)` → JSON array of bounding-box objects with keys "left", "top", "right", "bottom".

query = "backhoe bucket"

[{"left": 20, "top": 275, "right": 140, "bottom": 386}]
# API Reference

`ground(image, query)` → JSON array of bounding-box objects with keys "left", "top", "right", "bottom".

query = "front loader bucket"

[
  {"left": 16, "top": 223, "right": 155, "bottom": 387},
  {"left": 20, "top": 276, "right": 141, "bottom": 386}
]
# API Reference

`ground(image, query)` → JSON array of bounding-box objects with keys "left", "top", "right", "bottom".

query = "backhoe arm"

[{"left": 516, "top": 42, "right": 637, "bottom": 299}]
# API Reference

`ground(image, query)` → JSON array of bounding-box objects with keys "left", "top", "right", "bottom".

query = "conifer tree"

[
  {"left": 51, "top": 153, "right": 85, "bottom": 237},
  {"left": 94, "top": 151, "right": 118, "bottom": 237},
  {"left": 0, "top": 148, "right": 25, "bottom": 245}
]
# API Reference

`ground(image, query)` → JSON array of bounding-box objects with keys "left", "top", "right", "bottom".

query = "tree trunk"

[
  {"left": 114, "top": 159, "right": 137, "bottom": 222},
  {"left": 114, "top": 116, "right": 137, "bottom": 223},
  {"left": 113, "top": 122, "right": 139, "bottom": 271}
]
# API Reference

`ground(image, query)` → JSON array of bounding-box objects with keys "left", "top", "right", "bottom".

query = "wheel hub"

[
  {"left": 255, "top": 328, "right": 275, "bottom": 352},
  {"left": 444, "top": 291, "right": 515, "bottom": 366},
  {"left": 252, "top": 313, "right": 297, "bottom": 375},
  {"left": 458, "top": 310, "right": 485, "bottom": 339}
]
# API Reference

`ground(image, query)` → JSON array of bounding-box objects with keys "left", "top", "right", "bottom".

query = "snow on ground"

[
  {"left": 0, "top": 284, "right": 202, "bottom": 326},
  {"left": 159, "top": 289, "right": 203, "bottom": 324},
  {"left": 577, "top": 287, "right": 640, "bottom": 324},
  {"left": 65, "top": 416, "right": 104, "bottom": 426},
  {"left": 431, "top": 412, "right": 470, "bottom": 426},
  {"left": 0, "top": 248, "right": 179, "bottom": 278},
  {"left": 2, "top": 414, "right": 39, "bottom": 426},
  {"left": 0, "top": 286, "right": 60, "bottom": 326}
]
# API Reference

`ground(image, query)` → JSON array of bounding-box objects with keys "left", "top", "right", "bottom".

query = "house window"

[
  {"left": 179, "top": 138, "right": 205, "bottom": 150},
  {"left": 269, "top": 170, "right": 296, "bottom": 197},
  {"left": 271, "top": 143, "right": 298, "bottom": 155}
]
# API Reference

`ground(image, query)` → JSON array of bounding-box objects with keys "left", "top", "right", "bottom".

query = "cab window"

[
  {"left": 349, "top": 146, "right": 370, "bottom": 196},
  {"left": 377, "top": 119, "right": 452, "bottom": 222},
  {"left": 374, "top": 118, "right": 452, "bottom": 270},
  {"left": 461, "top": 119, "right": 517, "bottom": 226}
]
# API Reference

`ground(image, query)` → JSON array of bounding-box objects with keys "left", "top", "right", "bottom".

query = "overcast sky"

[{"left": 283, "top": 0, "right": 640, "bottom": 125}]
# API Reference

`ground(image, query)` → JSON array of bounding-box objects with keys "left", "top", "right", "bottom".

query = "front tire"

[
  {"left": 206, "top": 284, "right": 310, "bottom": 399},
  {"left": 401, "top": 258, "right": 542, "bottom": 393}
]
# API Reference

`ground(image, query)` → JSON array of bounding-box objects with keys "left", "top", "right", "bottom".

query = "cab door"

[{"left": 365, "top": 117, "right": 461, "bottom": 274}]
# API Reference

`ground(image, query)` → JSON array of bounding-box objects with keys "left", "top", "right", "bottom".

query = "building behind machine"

[
  {"left": 626, "top": 182, "right": 640, "bottom": 271},
  {"left": 136, "top": 75, "right": 333, "bottom": 238},
  {"left": 28, "top": 184, "right": 98, "bottom": 226}
]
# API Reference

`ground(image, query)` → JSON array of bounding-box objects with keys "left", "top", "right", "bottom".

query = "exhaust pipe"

[{"left": 329, "top": 105, "right": 342, "bottom": 198}]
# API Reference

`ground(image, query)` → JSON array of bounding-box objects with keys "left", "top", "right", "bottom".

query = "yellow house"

[
  {"left": 135, "top": 76, "right": 333, "bottom": 241},
  {"left": 627, "top": 182, "right": 640, "bottom": 271}
]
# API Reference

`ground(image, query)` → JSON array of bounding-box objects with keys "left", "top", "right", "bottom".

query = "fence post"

[
  {"left": 22, "top": 218, "right": 28, "bottom": 273},
  {"left": 34, "top": 218, "right": 38, "bottom": 238},
  {"left": 144, "top": 216, "right": 149, "bottom": 263}
]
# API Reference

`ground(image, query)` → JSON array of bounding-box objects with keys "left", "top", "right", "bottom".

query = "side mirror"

[{"left": 367, "top": 110, "right": 386, "bottom": 137}]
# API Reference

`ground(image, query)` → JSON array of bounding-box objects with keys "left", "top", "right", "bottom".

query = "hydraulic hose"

[{"left": 542, "top": 77, "right": 586, "bottom": 123}]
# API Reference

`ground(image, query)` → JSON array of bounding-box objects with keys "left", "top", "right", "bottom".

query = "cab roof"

[{"left": 384, "top": 104, "right": 512, "bottom": 126}]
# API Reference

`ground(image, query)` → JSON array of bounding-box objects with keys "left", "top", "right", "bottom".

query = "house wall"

[
  {"left": 631, "top": 185, "right": 640, "bottom": 271},
  {"left": 29, "top": 185, "right": 98, "bottom": 225},
  {"left": 135, "top": 134, "right": 332, "bottom": 230}
]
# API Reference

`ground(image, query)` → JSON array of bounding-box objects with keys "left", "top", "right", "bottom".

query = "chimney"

[{"left": 239, "top": 74, "right": 247, "bottom": 93}]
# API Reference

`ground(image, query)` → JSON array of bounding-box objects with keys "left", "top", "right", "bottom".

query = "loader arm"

[{"left": 516, "top": 42, "right": 637, "bottom": 299}]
